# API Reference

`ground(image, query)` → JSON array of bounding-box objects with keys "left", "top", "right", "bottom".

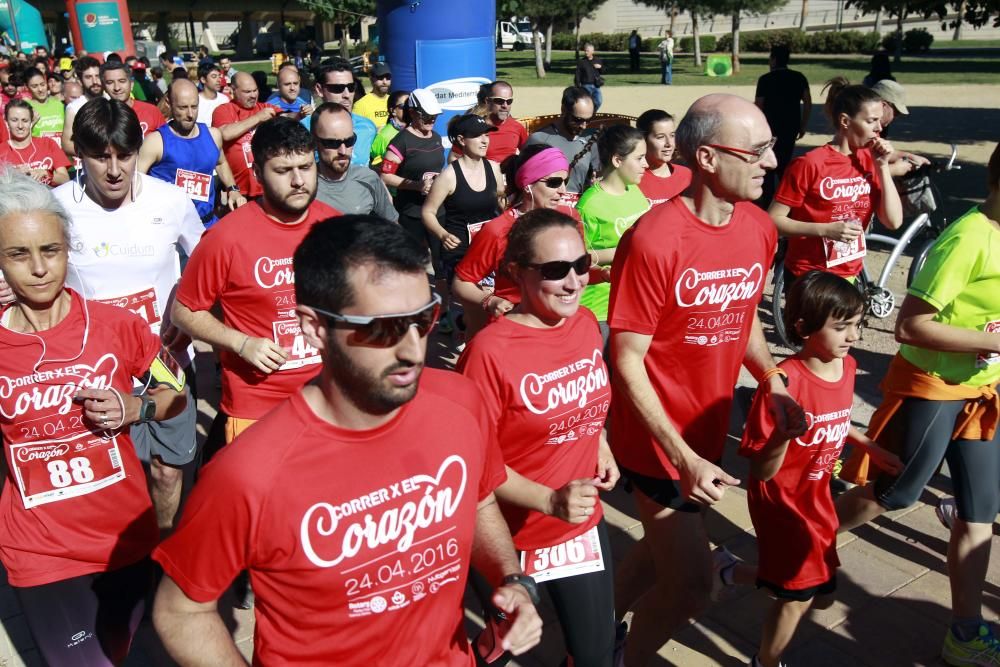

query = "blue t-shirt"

[{"left": 266, "top": 93, "right": 312, "bottom": 114}]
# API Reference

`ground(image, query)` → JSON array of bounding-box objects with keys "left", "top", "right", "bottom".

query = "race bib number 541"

[{"left": 10, "top": 434, "right": 126, "bottom": 509}]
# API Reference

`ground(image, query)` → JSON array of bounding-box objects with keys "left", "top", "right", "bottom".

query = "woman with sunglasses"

[
  {"left": 0, "top": 168, "right": 186, "bottom": 665},
  {"left": 769, "top": 77, "right": 903, "bottom": 283},
  {"left": 636, "top": 108, "right": 691, "bottom": 207},
  {"left": 421, "top": 114, "right": 503, "bottom": 334},
  {"left": 452, "top": 145, "right": 585, "bottom": 338},
  {"left": 577, "top": 125, "right": 650, "bottom": 342},
  {"left": 458, "top": 208, "right": 619, "bottom": 667},
  {"left": 0, "top": 99, "right": 70, "bottom": 186},
  {"left": 370, "top": 90, "right": 408, "bottom": 167}
]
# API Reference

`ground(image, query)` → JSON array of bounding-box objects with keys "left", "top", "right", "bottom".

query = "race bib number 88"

[{"left": 11, "top": 434, "right": 126, "bottom": 509}]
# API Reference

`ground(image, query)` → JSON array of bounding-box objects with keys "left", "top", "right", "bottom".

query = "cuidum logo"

[{"left": 92, "top": 242, "right": 155, "bottom": 258}]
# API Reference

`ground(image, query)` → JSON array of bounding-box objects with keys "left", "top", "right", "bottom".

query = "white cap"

[{"left": 407, "top": 88, "right": 443, "bottom": 115}]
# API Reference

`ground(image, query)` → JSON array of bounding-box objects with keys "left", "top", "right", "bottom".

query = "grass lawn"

[
  {"left": 930, "top": 38, "right": 1000, "bottom": 48},
  {"left": 496, "top": 49, "right": 999, "bottom": 87}
]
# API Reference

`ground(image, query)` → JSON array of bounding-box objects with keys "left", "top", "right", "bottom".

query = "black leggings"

[
  {"left": 472, "top": 520, "right": 617, "bottom": 667},
  {"left": 14, "top": 558, "right": 153, "bottom": 667},
  {"left": 874, "top": 397, "right": 1000, "bottom": 523}
]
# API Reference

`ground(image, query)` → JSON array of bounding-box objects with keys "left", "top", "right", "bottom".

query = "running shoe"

[
  {"left": 711, "top": 545, "right": 739, "bottom": 601},
  {"left": 942, "top": 624, "right": 1000, "bottom": 666},
  {"left": 749, "top": 656, "right": 787, "bottom": 667},
  {"left": 613, "top": 620, "right": 628, "bottom": 667},
  {"left": 936, "top": 497, "right": 957, "bottom": 530}
]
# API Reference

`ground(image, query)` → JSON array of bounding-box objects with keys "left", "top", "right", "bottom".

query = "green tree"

[
  {"left": 712, "top": 0, "right": 784, "bottom": 72},
  {"left": 499, "top": 0, "right": 602, "bottom": 77},
  {"left": 636, "top": 0, "right": 715, "bottom": 67},
  {"left": 296, "top": 0, "right": 376, "bottom": 59}
]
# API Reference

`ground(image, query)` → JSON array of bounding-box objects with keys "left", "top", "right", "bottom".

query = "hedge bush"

[
  {"left": 717, "top": 28, "right": 880, "bottom": 54},
  {"left": 678, "top": 35, "right": 718, "bottom": 52},
  {"left": 882, "top": 27, "right": 934, "bottom": 53}
]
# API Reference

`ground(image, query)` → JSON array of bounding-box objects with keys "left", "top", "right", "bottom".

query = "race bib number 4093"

[{"left": 10, "top": 433, "right": 126, "bottom": 509}]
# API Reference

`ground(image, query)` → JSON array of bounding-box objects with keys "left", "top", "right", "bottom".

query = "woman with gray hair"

[{"left": 0, "top": 167, "right": 186, "bottom": 666}]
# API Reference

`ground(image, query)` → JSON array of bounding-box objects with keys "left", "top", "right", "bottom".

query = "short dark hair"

[
  {"left": 314, "top": 57, "right": 353, "bottom": 84},
  {"left": 636, "top": 109, "right": 675, "bottom": 136},
  {"left": 251, "top": 116, "right": 316, "bottom": 166},
  {"left": 4, "top": 98, "right": 32, "bottom": 119},
  {"left": 99, "top": 60, "right": 130, "bottom": 79},
  {"left": 823, "top": 76, "right": 881, "bottom": 125},
  {"left": 198, "top": 63, "right": 221, "bottom": 80},
  {"left": 784, "top": 271, "right": 866, "bottom": 346},
  {"left": 294, "top": 215, "right": 428, "bottom": 313},
  {"left": 503, "top": 208, "right": 583, "bottom": 271},
  {"left": 597, "top": 125, "right": 644, "bottom": 171},
  {"left": 560, "top": 86, "right": 593, "bottom": 112},
  {"left": 73, "top": 98, "right": 143, "bottom": 157},
  {"left": 387, "top": 89, "right": 409, "bottom": 110},
  {"left": 74, "top": 56, "right": 100, "bottom": 78},
  {"left": 172, "top": 67, "right": 189, "bottom": 80},
  {"left": 23, "top": 67, "right": 45, "bottom": 83},
  {"left": 105, "top": 52, "right": 123, "bottom": 64},
  {"left": 770, "top": 44, "right": 791, "bottom": 67},
  {"left": 160, "top": 49, "right": 178, "bottom": 63}
]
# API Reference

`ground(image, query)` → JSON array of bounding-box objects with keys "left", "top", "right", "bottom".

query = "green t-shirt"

[
  {"left": 577, "top": 182, "right": 650, "bottom": 320},
  {"left": 901, "top": 207, "right": 1000, "bottom": 386},
  {"left": 28, "top": 97, "right": 65, "bottom": 139},
  {"left": 370, "top": 122, "right": 399, "bottom": 166}
]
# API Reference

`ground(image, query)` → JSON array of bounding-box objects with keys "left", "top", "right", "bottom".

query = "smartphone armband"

[{"left": 142, "top": 348, "right": 186, "bottom": 392}]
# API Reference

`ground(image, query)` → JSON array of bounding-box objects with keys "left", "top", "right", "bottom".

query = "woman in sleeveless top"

[{"left": 421, "top": 113, "right": 504, "bottom": 334}]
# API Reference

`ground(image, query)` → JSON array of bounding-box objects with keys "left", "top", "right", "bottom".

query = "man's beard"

[{"left": 325, "top": 333, "right": 422, "bottom": 415}]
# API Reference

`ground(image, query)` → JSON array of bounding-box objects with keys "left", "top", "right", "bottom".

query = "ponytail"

[{"left": 822, "top": 76, "right": 881, "bottom": 128}]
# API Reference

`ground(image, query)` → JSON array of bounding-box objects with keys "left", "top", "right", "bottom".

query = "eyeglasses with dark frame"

[
  {"left": 490, "top": 97, "right": 514, "bottom": 106},
  {"left": 309, "top": 294, "right": 442, "bottom": 347},
  {"left": 568, "top": 114, "right": 593, "bottom": 125},
  {"left": 704, "top": 137, "right": 777, "bottom": 164},
  {"left": 322, "top": 82, "right": 356, "bottom": 94},
  {"left": 536, "top": 176, "right": 568, "bottom": 189},
  {"left": 521, "top": 254, "right": 592, "bottom": 281},
  {"left": 315, "top": 133, "right": 358, "bottom": 150}
]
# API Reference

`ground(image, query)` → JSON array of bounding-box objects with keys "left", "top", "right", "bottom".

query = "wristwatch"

[
  {"left": 137, "top": 395, "right": 157, "bottom": 424},
  {"left": 502, "top": 573, "right": 540, "bottom": 606},
  {"left": 226, "top": 184, "right": 241, "bottom": 193}
]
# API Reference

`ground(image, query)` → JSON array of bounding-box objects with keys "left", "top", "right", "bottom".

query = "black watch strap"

[
  {"left": 502, "top": 573, "right": 540, "bottom": 606},
  {"left": 138, "top": 395, "right": 157, "bottom": 423}
]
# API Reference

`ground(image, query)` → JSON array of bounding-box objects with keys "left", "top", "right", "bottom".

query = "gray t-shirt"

[
  {"left": 524, "top": 124, "right": 600, "bottom": 196},
  {"left": 314, "top": 165, "right": 399, "bottom": 222}
]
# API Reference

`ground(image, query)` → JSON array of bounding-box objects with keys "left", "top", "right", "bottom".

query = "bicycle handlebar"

[{"left": 910, "top": 144, "right": 960, "bottom": 176}]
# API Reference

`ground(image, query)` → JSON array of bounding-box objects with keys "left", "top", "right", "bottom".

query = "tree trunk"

[
  {"left": 731, "top": 10, "right": 741, "bottom": 73},
  {"left": 574, "top": 7, "right": 580, "bottom": 62},
  {"left": 693, "top": 13, "right": 702, "bottom": 68},
  {"left": 533, "top": 26, "right": 546, "bottom": 78},
  {"left": 874, "top": 8, "right": 882, "bottom": 34},
  {"left": 953, "top": 0, "right": 966, "bottom": 39},
  {"left": 545, "top": 21, "right": 553, "bottom": 68},
  {"left": 798, "top": 0, "right": 808, "bottom": 30},
  {"left": 669, "top": 2, "right": 678, "bottom": 33},
  {"left": 894, "top": 7, "right": 905, "bottom": 63},
  {"left": 339, "top": 22, "right": 350, "bottom": 59}
]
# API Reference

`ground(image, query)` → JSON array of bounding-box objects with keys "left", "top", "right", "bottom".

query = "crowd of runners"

[{"left": 0, "top": 44, "right": 998, "bottom": 667}]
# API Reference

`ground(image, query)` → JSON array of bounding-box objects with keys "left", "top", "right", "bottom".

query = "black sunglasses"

[
  {"left": 490, "top": 97, "right": 514, "bottom": 106},
  {"left": 418, "top": 112, "right": 439, "bottom": 123},
  {"left": 536, "top": 176, "right": 567, "bottom": 189},
  {"left": 374, "top": 73, "right": 391, "bottom": 81},
  {"left": 315, "top": 133, "right": 358, "bottom": 150},
  {"left": 310, "top": 294, "right": 442, "bottom": 346},
  {"left": 522, "top": 254, "right": 592, "bottom": 281},
  {"left": 569, "top": 114, "right": 592, "bottom": 125},
  {"left": 322, "top": 82, "right": 356, "bottom": 94}
]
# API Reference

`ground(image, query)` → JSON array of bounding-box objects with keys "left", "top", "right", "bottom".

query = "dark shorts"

[
  {"left": 129, "top": 378, "right": 198, "bottom": 467},
  {"left": 758, "top": 574, "right": 837, "bottom": 602},
  {"left": 620, "top": 464, "right": 701, "bottom": 513}
]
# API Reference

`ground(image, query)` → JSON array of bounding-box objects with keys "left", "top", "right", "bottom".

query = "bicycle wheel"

[
  {"left": 770, "top": 264, "right": 797, "bottom": 350},
  {"left": 907, "top": 235, "right": 937, "bottom": 287}
]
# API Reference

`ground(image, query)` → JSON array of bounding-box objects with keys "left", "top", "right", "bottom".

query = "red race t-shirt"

[
  {"left": 776, "top": 144, "right": 884, "bottom": 279},
  {"left": 457, "top": 310, "right": 609, "bottom": 550},
  {"left": 213, "top": 101, "right": 279, "bottom": 197},
  {"left": 154, "top": 370, "right": 506, "bottom": 667},
  {"left": 487, "top": 116, "right": 528, "bottom": 164},
  {"left": 0, "top": 137, "right": 71, "bottom": 185},
  {"left": 638, "top": 164, "right": 692, "bottom": 208},
  {"left": 175, "top": 200, "right": 341, "bottom": 420},
  {"left": 738, "top": 356, "right": 856, "bottom": 590},
  {"left": 455, "top": 205, "right": 581, "bottom": 306},
  {"left": 0, "top": 291, "right": 159, "bottom": 587},
  {"left": 608, "top": 197, "right": 776, "bottom": 479},
  {"left": 132, "top": 99, "right": 166, "bottom": 136}
]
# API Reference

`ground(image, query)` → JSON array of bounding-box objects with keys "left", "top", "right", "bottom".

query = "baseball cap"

[
  {"left": 407, "top": 88, "right": 443, "bottom": 116},
  {"left": 870, "top": 80, "right": 909, "bottom": 115},
  {"left": 371, "top": 62, "right": 391, "bottom": 77},
  {"left": 131, "top": 62, "right": 147, "bottom": 72},
  {"left": 451, "top": 114, "right": 498, "bottom": 139}
]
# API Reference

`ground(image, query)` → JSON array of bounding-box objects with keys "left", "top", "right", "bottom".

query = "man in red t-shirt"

[
  {"left": 172, "top": 117, "right": 339, "bottom": 445},
  {"left": 98, "top": 60, "right": 165, "bottom": 137},
  {"left": 483, "top": 81, "right": 527, "bottom": 165},
  {"left": 608, "top": 94, "right": 804, "bottom": 665},
  {"left": 154, "top": 216, "right": 542, "bottom": 666},
  {"left": 212, "top": 71, "right": 280, "bottom": 198}
]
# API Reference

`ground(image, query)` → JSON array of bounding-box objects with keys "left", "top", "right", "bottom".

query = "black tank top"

[{"left": 442, "top": 160, "right": 500, "bottom": 256}]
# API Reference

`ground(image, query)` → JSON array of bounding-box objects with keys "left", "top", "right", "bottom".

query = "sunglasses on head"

[
  {"left": 490, "top": 97, "right": 514, "bottom": 106},
  {"left": 315, "top": 133, "right": 358, "bottom": 150},
  {"left": 322, "top": 82, "right": 356, "bottom": 94},
  {"left": 310, "top": 294, "right": 442, "bottom": 347},
  {"left": 536, "top": 176, "right": 568, "bottom": 189},
  {"left": 522, "top": 254, "right": 592, "bottom": 281}
]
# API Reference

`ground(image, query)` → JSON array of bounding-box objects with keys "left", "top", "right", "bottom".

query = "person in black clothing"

[
  {"left": 754, "top": 44, "right": 811, "bottom": 206},
  {"left": 574, "top": 43, "right": 604, "bottom": 112},
  {"left": 628, "top": 30, "right": 641, "bottom": 72},
  {"left": 862, "top": 52, "right": 895, "bottom": 88}
]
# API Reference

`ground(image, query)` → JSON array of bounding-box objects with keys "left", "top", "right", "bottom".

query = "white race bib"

[
  {"left": 519, "top": 525, "right": 605, "bottom": 583},
  {"left": 11, "top": 433, "right": 126, "bottom": 509}
]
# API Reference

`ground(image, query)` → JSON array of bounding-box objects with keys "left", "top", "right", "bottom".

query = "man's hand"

[
  {"left": 238, "top": 336, "right": 289, "bottom": 373},
  {"left": 161, "top": 321, "right": 192, "bottom": 353},
  {"left": 300, "top": 103, "right": 314, "bottom": 117},
  {"left": 547, "top": 478, "right": 599, "bottom": 524},
  {"left": 822, "top": 219, "right": 863, "bottom": 242},
  {"left": 256, "top": 106, "right": 277, "bottom": 122},
  {"left": 491, "top": 585, "right": 543, "bottom": 656},
  {"left": 222, "top": 190, "right": 248, "bottom": 210},
  {"left": 486, "top": 296, "right": 515, "bottom": 319},
  {"left": 677, "top": 455, "right": 740, "bottom": 506}
]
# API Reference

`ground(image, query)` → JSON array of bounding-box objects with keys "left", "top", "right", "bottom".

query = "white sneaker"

[
  {"left": 750, "top": 655, "right": 787, "bottom": 667},
  {"left": 711, "top": 545, "right": 739, "bottom": 601},
  {"left": 936, "top": 497, "right": 957, "bottom": 530}
]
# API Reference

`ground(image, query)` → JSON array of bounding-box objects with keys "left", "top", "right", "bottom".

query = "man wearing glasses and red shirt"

[
  {"left": 456, "top": 80, "right": 527, "bottom": 166},
  {"left": 306, "top": 58, "right": 377, "bottom": 167}
]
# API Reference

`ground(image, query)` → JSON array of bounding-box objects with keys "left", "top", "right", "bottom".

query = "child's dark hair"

[
  {"left": 502, "top": 208, "right": 582, "bottom": 275},
  {"left": 598, "top": 125, "right": 644, "bottom": 176},
  {"left": 636, "top": 109, "right": 674, "bottom": 137},
  {"left": 784, "top": 271, "right": 866, "bottom": 346},
  {"left": 822, "top": 76, "right": 881, "bottom": 127}
]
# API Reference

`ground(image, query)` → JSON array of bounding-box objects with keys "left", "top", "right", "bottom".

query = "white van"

[{"left": 496, "top": 19, "right": 543, "bottom": 51}]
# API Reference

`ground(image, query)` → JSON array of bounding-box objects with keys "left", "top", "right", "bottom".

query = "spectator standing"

[
  {"left": 862, "top": 52, "right": 895, "bottom": 87},
  {"left": 574, "top": 43, "right": 605, "bottom": 112},
  {"left": 628, "top": 30, "right": 641, "bottom": 72},
  {"left": 657, "top": 31, "right": 675, "bottom": 85}
]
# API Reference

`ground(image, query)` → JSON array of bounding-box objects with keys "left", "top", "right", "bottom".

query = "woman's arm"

[
  {"left": 768, "top": 201, "right": 862, "bottom": 242},
  {"left": 421, "top": 167, "right": 460, "bottom": 250},
  {"left": 895, "top": 294, "right": 1000, "bottom": 356}
]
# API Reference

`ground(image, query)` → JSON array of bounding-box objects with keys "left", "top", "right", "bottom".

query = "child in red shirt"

[{"left": 739, "top": 271, "right": 902, "bottom": 667}]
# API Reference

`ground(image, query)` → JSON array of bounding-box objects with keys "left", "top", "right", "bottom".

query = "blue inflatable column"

[{"left": 376, "top": 0, "right": 496, "bottom": 140}]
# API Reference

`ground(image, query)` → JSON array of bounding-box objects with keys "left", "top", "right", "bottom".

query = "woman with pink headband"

[{"left": 453, "top": 144, "right": 594, "bottom": 338}]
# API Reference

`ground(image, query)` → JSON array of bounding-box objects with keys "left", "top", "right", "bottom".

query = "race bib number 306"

[
  {"left": 273, "top": 320, "right": 321, "bottom": 370},
  {"left": 520, "top": 525, "right": 605, "bottom": 583},
  {"left": 11, "top": 434, "right": 126, "bottom": 509}
]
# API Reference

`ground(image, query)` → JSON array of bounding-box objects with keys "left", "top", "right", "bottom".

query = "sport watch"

[
  {"left": 502, "top": 573, "right": 540, "bottom": 606},
  {"left": 226, "top": 184, "right": 241, "bottom": 193},
  {"left": 137, "top": 395, "right": 157, "bottom": 424}
]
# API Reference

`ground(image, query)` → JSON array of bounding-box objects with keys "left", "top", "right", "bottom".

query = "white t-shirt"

[
  {"left": 66, "top": 95, "right": 89, "bottom": 116},
  {"left": 197, "top": 92, "right": 230, "bottom": 126},
  {"left": 54, "top": 174, "right": 203, "bottom": 361}
]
